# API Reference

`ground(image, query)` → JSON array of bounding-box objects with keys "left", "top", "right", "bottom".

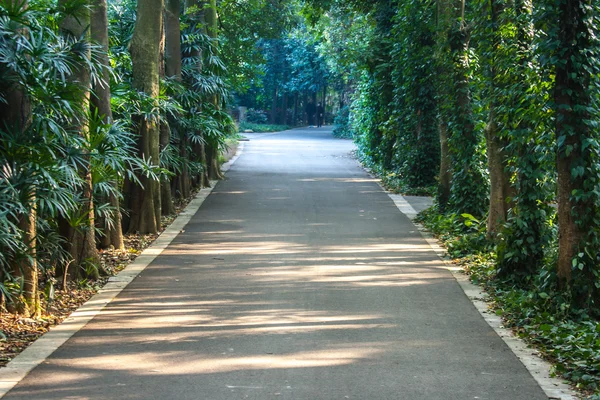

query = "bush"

[
  {"left": 332, "top": 105, "right": 353, "bottom": 138},
  {"left": 246, "top": 108, "right": 268, "bottom": 124},
  {"left": 237, "top": 122, "right": 290, "bottom": 133}
]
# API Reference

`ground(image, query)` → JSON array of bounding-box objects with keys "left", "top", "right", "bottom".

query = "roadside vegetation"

[{"left": 237, "top": 122, "right": 291, "bottom": 133}]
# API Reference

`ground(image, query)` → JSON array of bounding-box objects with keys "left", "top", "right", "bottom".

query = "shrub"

[
  {"left": 246, "top": 108, "right": 268, "bottom": 124},
  {"left": 332, "top": 106, "right": 353, "bottom": 138}
]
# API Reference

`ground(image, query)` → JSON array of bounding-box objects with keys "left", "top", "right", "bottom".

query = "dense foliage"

[{"left": 235, "top": 26, "right": 332, "bottom": 126}]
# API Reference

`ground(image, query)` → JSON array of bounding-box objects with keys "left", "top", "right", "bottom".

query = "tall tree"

[
  {"left": 493, "top": 0, "right": 552, "bottom": 279},
  {"left": 484, "top": 0, "right": 512, "bottom": 237},
  {"left": 159, "top": 0, "right": 176, "bottom": 216},
  {"left": 435, "top": 0, "right": 453, "bottom": 211},
  {"left": 184, "top": 0, "right": 211, "bottom": 188},
  {"left": 391, "top": 0, "right": 439, "bottom": 190},
  {"left": 127, "top": 0, "right": 165, "bottom": 234},
  {"left": 91, "top": 0, "right": 125, "bottom": 250},
  {"left": 445, "top": 0, "right": 487, "bottom": 217},
  {"left": 552, "top": 0, "right": 600, "bottom": 307},
  {"left": 204, "top": 0, "right": 224, "bottom": 180},
  {"left": 59, "top": 0, "right": 101, "bottom": 278},
  {"left": 165, "top": 0, "right": 182, "bottom": 81},
  {"left": 0, "top": 0, "right": 39, "bottom": 316}
]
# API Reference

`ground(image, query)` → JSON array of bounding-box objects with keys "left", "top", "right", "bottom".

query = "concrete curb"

[
  {"left": 0, "top": 142, "right": 247, "bottom": 398},
  {"left": 386, "top": 192, "right": 579, "bottom": 400}
]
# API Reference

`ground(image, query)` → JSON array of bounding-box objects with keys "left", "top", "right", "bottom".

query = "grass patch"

[
  {"left": 417, "top": 207, "right": 600, "bottom": 398},
  {"left": 238, "top": 122, "right": 291, "bottom": 133}
]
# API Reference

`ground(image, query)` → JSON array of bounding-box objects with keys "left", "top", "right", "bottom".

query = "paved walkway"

[{"left": 2, "top": 127, "right": 548, "bottom": 399}]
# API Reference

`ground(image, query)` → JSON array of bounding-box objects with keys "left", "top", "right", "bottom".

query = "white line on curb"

[
  {"left": 0, "top": 141, "right": 246, "bottom": 398},
  {"left": 386, "top": 191, "right": 579, "bottom": 400}
]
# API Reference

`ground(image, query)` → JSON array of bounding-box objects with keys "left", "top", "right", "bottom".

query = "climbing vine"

[{"left": 389, "top": 0, "right": 439, "bottom": 190}]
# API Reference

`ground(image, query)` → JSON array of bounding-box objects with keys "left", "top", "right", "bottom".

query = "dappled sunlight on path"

[{"left": 2, "top": 129, "right": 548, "bottom": 400}]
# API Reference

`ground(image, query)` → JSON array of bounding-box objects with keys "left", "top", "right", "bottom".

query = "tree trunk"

[
  {"left": 322, "top": 85, "right": 327, "bottom": 123},
  {"left": 485, "top": 0, "right": 513, "bottom": 237},
  {"left": 10, "top": 206, "right": 40, "bottom": 317},
  {"left": 554, "top": 0, "right": 596, "bottom": 296},
  {"left": 173, "top": 136, "right": 191, "bottom": 198},
  {"left": 91, "top": 0, "right": 125, "bottom": 251},
  {"left": 159, "top": 6, "right": 176, "bottom": 216},
  {"left": 0, "top": 1, "right": 39, "bottom": 316},
  {"left": 204, "top": 0, "right": 224, "bottom": 181},
  {"left": 437, "top": 120, "right": 451, "bottom": 212},
  {"left": 184, "top": 0, "right": 214, "bottom": 186},
  {"left": 435, "top": 0, "right": 452, "bottom": 212},
  {"left": 438, "top": 0, "right": 487, "bottom": 217},
  {"left": 165, "top": 0, "right": 182, "bottom": 79},
  {"left": 282, "top": 93, "right": 288, "bottom": 125},
  {"left": 485, "top": 111, "right": 513, "bottom": 236},
  {"left": 197, "top": 141, "right": 211, "bottom": 187},
  {"left": 160, "top": 121, "right": 176, "bottom": 215},
  {"left": 271, "top": 86, "right": 278, "bottom": 124},
  {"left": 60, "top": 0, "right": 100, "bottom": 277},
  {"left": 127, "top": 0, "right": 164, "bottom": 234},
  {"left": 293, "top": 93, "right": 299, "bottom": 126},
  {"left": 303, "top": 92, "right": 308, "bottom": 125}
]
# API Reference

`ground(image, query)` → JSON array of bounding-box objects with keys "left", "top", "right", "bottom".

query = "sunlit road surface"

[{"left": 3, "top": 127, "right": 547, "bottom": 399}]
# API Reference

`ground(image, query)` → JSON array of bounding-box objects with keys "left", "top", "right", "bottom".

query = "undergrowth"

[
  {"left": 238, "top": 122, "right": 291, "bottom": 133},
  {"left": 417, "top": 207, "right": 600, "bottom": 398},
  {"left": 360, "top": 156, "right": 436, "bottom": 196}
]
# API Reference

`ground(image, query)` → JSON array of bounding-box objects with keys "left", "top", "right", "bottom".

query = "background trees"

[{"left": 235, "top": 28, "right": 331, "bottom": 127}]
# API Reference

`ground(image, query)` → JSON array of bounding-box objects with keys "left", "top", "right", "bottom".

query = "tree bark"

[
  {"left": 0, "top": 1, "right": 39, "bottom": 316},
  {"left": 91, "top": 0, "right": 125, "bottom": 251},
  {"left": 165, "top": 0, "right": 182, "bottom": 80},
  {"left": 184, "top": 0, "right": 212, "bottom": 187},
  {"left": 554, "top": 0, "right": 595, "bottom": 291},
  {"left": 59, "top": 0, "right": 100, "bottom": 277},
  {"left": 10, "top": 206, "right": 40, "bottom": 317},
  {"left": 127, "top": 0, "right": 164, "bottom": 234},
  {"left": 173, "top": 136, "right": 191, "bottom": 199},
  {"left": 435, "top": 0, "right": 452, "bottom": 212},
  {"left": 204, "top": 0, "right": 224, "bottom": 181},
  {"left": 160, "top": 121, "right": 176, "bottom": 215},
  {"left": 159, "top": 6, "right": 176, "bottom": 216},
  {"left": 485, "top": 0, "right": 514, "bottom": 237},
  {"left": 486, "top": 113, "right": 505, "bottom": 235},
  {"left": 293, "top": 93, "right": 299, "bottom": 126},
  {"left": 437, "top": 120, "right": 451, "bottom": 212}
]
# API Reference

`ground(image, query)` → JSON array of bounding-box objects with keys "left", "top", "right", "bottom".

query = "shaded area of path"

[{"left": 3, "top": 127, "right": 546, "bottom": 399}]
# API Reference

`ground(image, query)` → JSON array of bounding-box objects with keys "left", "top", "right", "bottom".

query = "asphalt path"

[{"left": 3, "top": 127, "right": 547, "bottom": 399}]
